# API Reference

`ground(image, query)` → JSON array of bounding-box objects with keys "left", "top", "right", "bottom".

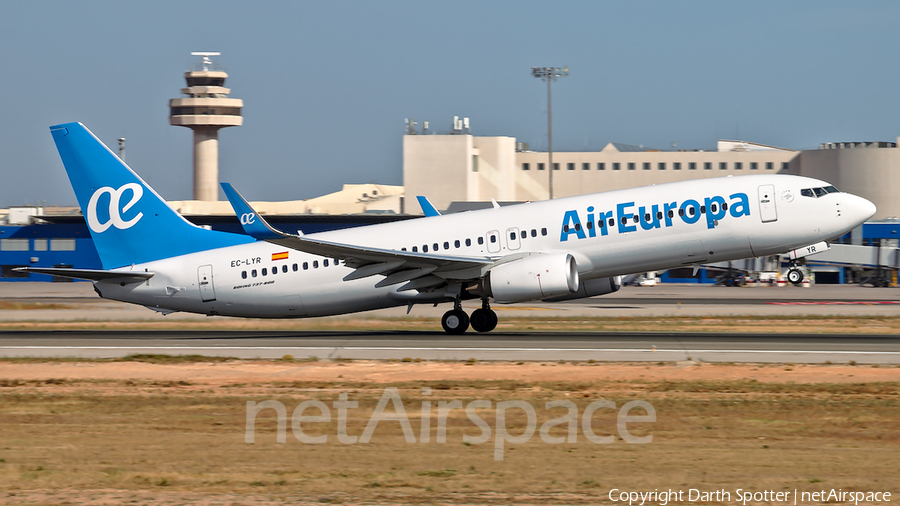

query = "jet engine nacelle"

[
  {"left": 543, "top": 276, "right": 621, "bottom": 302},
  {"left": 486, "top": 253, "right": 579, "bottom": 303}
]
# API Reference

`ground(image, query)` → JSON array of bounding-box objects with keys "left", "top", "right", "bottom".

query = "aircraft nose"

[{"left": 847, "top": 194, "right": 876, "bottom": 225}]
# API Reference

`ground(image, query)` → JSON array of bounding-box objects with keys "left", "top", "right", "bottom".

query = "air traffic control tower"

[{"left": 169, "top": 52, "right": 243, "bottom": 201}]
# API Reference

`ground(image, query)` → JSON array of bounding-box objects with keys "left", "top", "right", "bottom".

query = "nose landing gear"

[{"left": 786, "top": 268, "right": 804, "bottom": 286}]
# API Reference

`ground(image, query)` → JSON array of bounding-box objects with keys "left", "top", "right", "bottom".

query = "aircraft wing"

[
  {"left": 416, "top": 196, "right": 441, "bottom": 217},
  {"left": 14, "top": 267, "right": 154, "bottom": 283},
  {"left": 221, "top": 183, "right": 495, "bottom": 284}
]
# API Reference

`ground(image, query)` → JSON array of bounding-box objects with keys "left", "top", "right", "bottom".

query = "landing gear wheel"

[
  {"left": 441, "top": 309, "right": 470, "bottom": 334},
  {"left": 470, "top": 308, "right": 498, "bottom": 333},
  {"left": 787, "top": 268, "right": 804, "bottom": 286}
]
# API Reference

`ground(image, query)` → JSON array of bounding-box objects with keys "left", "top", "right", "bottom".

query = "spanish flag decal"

[{"left": 271, "top": 251, "right": 289, "bottom": 261}]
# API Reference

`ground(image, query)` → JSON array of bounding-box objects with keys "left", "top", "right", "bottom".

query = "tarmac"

[{"left": 0, "top": 281, "right": 897, "bottom": 321}]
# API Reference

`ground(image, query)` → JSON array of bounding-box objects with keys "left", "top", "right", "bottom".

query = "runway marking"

[
  {"left": 2, "top": 346, "right": 898, "bottom": 355},
  {"left": 768, "top": 301, "right": 900, "bottom": 305},
  {"left": 463, "top": 306, "right": 553, "bottom": 311}
]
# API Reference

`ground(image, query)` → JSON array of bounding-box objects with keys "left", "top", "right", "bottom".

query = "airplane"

[{"left": 19, "top": 122, "right": 877, "bottom": 334}]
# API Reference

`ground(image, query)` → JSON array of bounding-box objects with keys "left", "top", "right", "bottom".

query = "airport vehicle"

[{"left": 21, "top": 122, "right": 877, "bottom": 333}]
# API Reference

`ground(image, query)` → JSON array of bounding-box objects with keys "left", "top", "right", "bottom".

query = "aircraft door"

[
  {"left": 506, "top": 227, "right": 521, "bottom": 250},
  {"left": 198, "top": 264, "right": 216, "bottom": 302},
  {"left": 486, "top": 230, "right": 501, "bottom": 253},
  {"left": 758, "top": 184, "right": 778, "bottom": 223}
]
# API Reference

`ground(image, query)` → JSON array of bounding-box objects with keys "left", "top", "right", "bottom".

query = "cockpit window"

[{"left": 801, "top": 186, "right": 840, "bottom": 198}]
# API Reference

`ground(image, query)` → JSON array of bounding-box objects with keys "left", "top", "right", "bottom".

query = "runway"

[{"left": 1, "top": 330, "right": 898, "bottom": 364}]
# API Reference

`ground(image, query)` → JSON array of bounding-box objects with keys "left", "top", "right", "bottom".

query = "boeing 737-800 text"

[{"left": 20, "top": 123, "right": 876, "bottom": 333}]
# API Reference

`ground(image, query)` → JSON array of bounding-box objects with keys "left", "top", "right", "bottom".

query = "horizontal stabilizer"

[{"left": 14, "top": 267, "right": 154, "bottom": 283}]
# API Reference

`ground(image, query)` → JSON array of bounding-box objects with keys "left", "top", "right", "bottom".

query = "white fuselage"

[{"left": 96, "top": 174, "right": 875, "bottom": 318}]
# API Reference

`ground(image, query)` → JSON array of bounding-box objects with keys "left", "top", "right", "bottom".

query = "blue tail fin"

[{"left": 50, "top": 122, "right": 252, "bottom": 269}]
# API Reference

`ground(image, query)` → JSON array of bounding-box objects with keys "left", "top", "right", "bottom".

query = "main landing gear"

[{"left": 441, "top": 299, "right": 497, "bottom": 334}]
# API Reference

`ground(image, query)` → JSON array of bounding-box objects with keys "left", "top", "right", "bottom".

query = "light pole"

[{"left": 531, "top": 66, "right": 568, "bottom": 200}]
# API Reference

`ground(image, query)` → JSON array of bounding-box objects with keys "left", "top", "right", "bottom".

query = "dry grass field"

[
  {"left": 1, "top": 314, "right": 900, "bottom": 334},
  {"left": 0, "top": 358, "right": 898, "bottom": 505}
]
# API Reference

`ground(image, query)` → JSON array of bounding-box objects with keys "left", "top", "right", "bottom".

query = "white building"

[{"left": 403, "top": 120, "right": 899, "bottom": 220}]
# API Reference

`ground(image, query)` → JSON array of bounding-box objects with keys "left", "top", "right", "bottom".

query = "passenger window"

[
  {"left": 632, "top": 215, "right": 639, "bottom": 223},
  {"left": 563, "top": 225, "right": 570, "bottom": 233},
  {"left": 531, "top": 229, "right": 537, "bottom": 237},
  {"left": 313, "top": 261, "right": 318, "bottom": 268},
  {"left": 262, "top": 268, "right": 268, "bottom": 276},
  {"left": 520, "top": 230, "right": 526, "bottom": 239},
  {"left": 303, "top": 262, "right": 309, "bottom": 270},
  {"left": 668, "top": 210, "right": 674, "bottom": 218},
  {"left": 323, "top": 259, "right": 329, "bottom": 267},
  {"left": 586, "top": 221, "right": 593, "bottom": 230},
  {"left": 700, "top": 206, "right": 706, "bottom": 214},
  {"left": 620, "top": 216, "right": 628, "bottom": 225},
  {"left": 541, "top": 228, "right": 548, "bottom": 236},
  {"left": 444, "top": 242, "right": 450, "bottom": 250},
  {"left": 510, "top": 232, "right": 516, "bottom": 240},
  {"left": 466, "top": 238, "right": 472, "bottom": 246},
  {"left": 574, "top": 223, "right": 581, "bottom": 231},
  {"left": 433, "top": 243, "right": 439, "bottom": 251},
  {"left": 412, "top": 246, "right": 418, "bottom": 252},
  {"left": 423, "top": 245, "right": 429, "bottom": 252},
  {"left": 293, "top": 263, "right": 298, "bottom": 271},
  {"left": 252, "top": 269, "right": 257, "bottom": 278},
  {"left": 599, "top": 219, "right": 605, "bottom": 228},
  {"left": 644, "top": 213, "right": 651, "bottom": 221},
  {"left": 688, "top": 207, "right": 695, "bottom": 216},
  {"left": 401, "top": 247, "right": 407, "bottom": 251},
  {"left": 490, "top": 235, "right": 496, "bottom": 243},
  {"left": 454, "top": 240, "right": 460, "bottom": 248},
  {"left": 678, "top": 208, "right": 685, "bottom": 217},
  {"left": 271, "top": 267, "right": 276, "bottom": 275},
  {"left": 478, "top": 237, "right": 484, "bottom": 245},
  {"left": 335, "top": 259, "right": 340, "bottom": 266},
  {"left": 722, "top": 203, "right": 728, "bottom": 211},
  {"left": 608, "top": 218, "right": 614, "bottom": 226},
  {"left": 241, "top": 271, "right": 247, "bottom": 279},
  {"left": 657, "top": 211, "right": 663, "bottom": 220}
]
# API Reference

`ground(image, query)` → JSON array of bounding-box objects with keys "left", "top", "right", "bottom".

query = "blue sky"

[{"left": 1, "top": 1, "right": 898, "bottom": 207}]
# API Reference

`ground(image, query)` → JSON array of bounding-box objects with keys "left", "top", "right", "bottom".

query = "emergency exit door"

[
  {"left": 198, "top": 264, "right": 216, "bottom": 302},
  {"left": 758, "top": 184, "right": 778, "bottom": 223}
]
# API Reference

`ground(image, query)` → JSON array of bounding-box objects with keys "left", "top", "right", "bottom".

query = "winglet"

[
  {"left": 221, "top": 183, "right": 297, "bottom": 240},
  {"left": 416, "top": 196, "right": 441, "bottom": 217}
]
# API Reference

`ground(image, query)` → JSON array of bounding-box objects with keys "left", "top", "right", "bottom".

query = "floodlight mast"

[{"left": 531, "top": 66, "right": 568, "bottom": 200}]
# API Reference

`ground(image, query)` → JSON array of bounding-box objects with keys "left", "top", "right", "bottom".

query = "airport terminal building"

[
  {"left": 403, "top": 124, "right": 900, "bottom": 221},
  {"left": 2, "top": 120, "right": 898, "bottom": 283}
]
